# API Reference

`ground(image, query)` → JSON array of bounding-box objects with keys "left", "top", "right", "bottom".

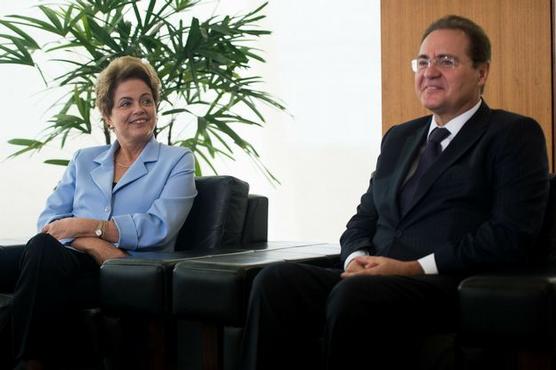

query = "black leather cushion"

[
  {"left": 176, "top": 176, "right": 249, "bottom": 251},
  {"left": 101, "top": 176, "right": 251, "bottom": 315},
  {"left": 458, "top": 175, "right": 556, "bottom": 348},
  {"left": 172, "top": 244, "right": 340, "bottom": 325},
  {"left": 173, "top": 261, "right": 256, "bottom": 325},
  {"left": 0, "top": 293, "right": 11, "bottom": 308},
  {"left": 534, "top": 175, "right": 556, "bottom": 265},
  {"left": 458, "top": 273, "right": 556, "bottom": 348},
  {"left": 100, "top": 250, "right": 245, "bottom": 315},
  {"left": 101, "top": 259, "right": 173, "bottom": 314},
  {"left": 241, "top": 194, "right": 268, "bottom": 244}
]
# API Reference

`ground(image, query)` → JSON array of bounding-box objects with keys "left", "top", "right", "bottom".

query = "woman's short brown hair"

[{"left": 95, "top": 56, "right": 161, "bottom": 118}]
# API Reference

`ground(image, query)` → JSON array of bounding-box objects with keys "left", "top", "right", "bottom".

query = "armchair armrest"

[
  {"left": 241, "top": 194, "right": 268, "bottom": 245},
  {"left": 100, "top": 249, "right": 244, "bottom": 315},
  {"left": 458, "top": 271, "right": 556, "bottom": 348},
  {"left": 172, "top": 243, "right": 340, "bottom": 326}
]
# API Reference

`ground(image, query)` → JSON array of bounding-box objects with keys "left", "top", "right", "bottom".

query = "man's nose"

[{"left": 423, "top": 62, "right": 441, "bottom": 77}]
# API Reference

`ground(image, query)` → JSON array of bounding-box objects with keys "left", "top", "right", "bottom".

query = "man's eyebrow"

[{"left": 417, "top": 53, "right": 455, "bottom": 59}]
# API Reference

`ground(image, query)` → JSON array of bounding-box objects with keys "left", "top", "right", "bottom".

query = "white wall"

[{"left": 0, "top": 1, "right": 382, "bottom": 244}]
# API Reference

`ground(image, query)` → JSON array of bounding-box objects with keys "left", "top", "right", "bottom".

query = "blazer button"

[{"left": 395, "top": 230, "right": 403, "bottom": 238}]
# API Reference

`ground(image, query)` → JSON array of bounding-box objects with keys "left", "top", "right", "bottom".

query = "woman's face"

[{"left": 105, "top": 78, "right": 157, "bottom": 147}]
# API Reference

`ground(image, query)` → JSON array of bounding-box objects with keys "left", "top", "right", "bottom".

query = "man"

[{"left": 240, "top": 15, "right": 549, "bottom": 370}]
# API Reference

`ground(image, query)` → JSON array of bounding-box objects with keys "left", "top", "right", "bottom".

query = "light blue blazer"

[{"left": 37, "top": 136, "right": 197, "bottom": 254}]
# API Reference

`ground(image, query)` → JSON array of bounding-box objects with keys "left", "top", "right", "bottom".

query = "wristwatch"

[{"left": 95, "top": 221, "right": 106, "bottom": 238}]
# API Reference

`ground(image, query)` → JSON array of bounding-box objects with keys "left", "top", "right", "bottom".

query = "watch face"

[{"left": 95, "top": 229, "right": 102, "bottom": 237}]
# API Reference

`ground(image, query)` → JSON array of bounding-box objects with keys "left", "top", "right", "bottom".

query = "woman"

[{"left": 0, "top": 56, "right": 197, "bottom": 369}]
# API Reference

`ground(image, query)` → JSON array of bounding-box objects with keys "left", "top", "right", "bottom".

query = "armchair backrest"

[
  {"left": 175, "top": 176, "right": 250, "bottom": 251},
  {"left": 534, "top": 174, "right": 556, "bottom": 266}
]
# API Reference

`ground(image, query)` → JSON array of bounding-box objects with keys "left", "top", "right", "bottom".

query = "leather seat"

[
  {"left": 98, "top": 175, "right": 269, "bottom": 370},
  {"left": 172, "top": 243, "right": 341, "bottom": 370},
  {"left": 2, "top": 175, "right": 269, "bottom": 370},
  {"left": 100, "top": 175, "right": 266, "bottom": 316},
  {"left": 458, "top": 175, "right": 556, "bottom": 369}
]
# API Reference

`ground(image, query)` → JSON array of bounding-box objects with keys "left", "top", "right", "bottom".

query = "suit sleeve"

[
  {"left": 435, "top": 117, "right": 549, "bottom": 274},
  {"left": 339, "top": 129, "right": 395, "bottom": 264},
  {"left": 36, "top": 150, "right": 79, "bottom": 231},
  {"left": 339, "top": 175, "right": 378, "bottom": 264},
  {"left": 112, "top": 150, "right": 197, "bottom": 250}
]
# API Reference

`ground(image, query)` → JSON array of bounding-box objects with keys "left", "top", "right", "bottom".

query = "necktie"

[{"left": 399, "top": 127, "right": 450, "bottom": 214}]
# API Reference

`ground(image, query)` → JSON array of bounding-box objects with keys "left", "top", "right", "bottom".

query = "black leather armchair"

[
  {"left": 1, "top": 175, "right": 269, "bottom": 370},
  {"left": 458, "top": 175, "right": 556, "bottom": 370},
  {"left": 169, "top": 175, "right": 556, "bottom": 370},
  {"left": 98, "top": 175, "right": 269, "bottom": 370},
  {"left": 100, "top": 175, "right": 267, "bottom": 316},
  {"left": 172, "top": 243, "right": 341, "bottom": 370}
]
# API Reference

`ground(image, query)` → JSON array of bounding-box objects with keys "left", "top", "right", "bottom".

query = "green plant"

[{"left": 0, "top": 0, "right": 285, "bottom": 182}]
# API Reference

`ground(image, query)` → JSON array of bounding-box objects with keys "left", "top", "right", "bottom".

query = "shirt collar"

[{"left": 428, "top": 99, "right": 482, "bottom": 139}]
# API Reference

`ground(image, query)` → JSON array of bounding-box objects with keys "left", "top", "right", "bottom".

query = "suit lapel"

[
  {"left": 91, "top": 144, "right": 117, "bottom": 203},
  {"left": 113, "top": 136, "right": 160, "bottom": 192},
  {"left": 407, "top": 103, "right": 492, "bottom": 214},
  {"left": 388, "top": 121, "right": 429, "bottom": 220}
]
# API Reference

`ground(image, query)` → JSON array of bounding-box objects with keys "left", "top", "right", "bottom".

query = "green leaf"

[
  {"left": 44, "top": 159, "right": 70, "bottom": 166},
  {"left": 160, "top": 108, "right": 193, "bottom": 116},
  {"left": 38, "top": 6, "right": 64, "bottom": 34},
  {"left": 239, "top": 2, "right": 269, "bottom": 23},
  {"left": 67, "top": 25, "right": 103, "bottom": 60},
  {"left": 86, "top": 17, "right": 121, "bottom": 52},
  {"left": 0, "top": 20, "right": 40, "bottom": 49},
  {"left": 48, "top": 114, "right": 90, "bottom": 133},
  {"left": 0, "top": 43, "right": 34, "bottom": 66},
  {"left": 184, "top": 17, "right": 202, "bottom": 56},
  {"left": 7, "top": 138, "right": 44, "bottom": 157},
  {"left": 8, "top": 138, "right": 43, "bottom": 146},
  {"left": 6, "top": 15, "right": 60, "bottom": 35}
]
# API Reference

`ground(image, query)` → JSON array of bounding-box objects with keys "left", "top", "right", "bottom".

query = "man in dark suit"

[{"left": 240, "top": 15, "right": 549, "bottom": 370}]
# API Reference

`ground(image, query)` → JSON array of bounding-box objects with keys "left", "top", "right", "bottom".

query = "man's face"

[{"left": 414, "top": 29, "right": 489, "bottom": 124}]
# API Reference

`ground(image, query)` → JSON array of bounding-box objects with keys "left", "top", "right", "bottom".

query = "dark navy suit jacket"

[{"left": 340, "top": 102, "right": 549, "bottom": 274}]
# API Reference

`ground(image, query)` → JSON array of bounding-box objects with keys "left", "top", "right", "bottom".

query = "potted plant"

[{"left": 0, "top": 0, "right": 285, "bottom": 182}]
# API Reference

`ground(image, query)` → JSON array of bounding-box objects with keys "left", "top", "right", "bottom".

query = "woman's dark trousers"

[{"left": 0, "top": 233, "right": 100, "bottom": 369}]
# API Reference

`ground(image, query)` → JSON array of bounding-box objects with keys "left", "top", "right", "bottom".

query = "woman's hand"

[
  {"left": 42, "top": 217, "right": 121, "bottom": 242},
  {"left": 42, "top": 217, "right": 98, "bottom": 240},
  {"left": 71, "top": 237, "right": 128, "bottom": 265}
]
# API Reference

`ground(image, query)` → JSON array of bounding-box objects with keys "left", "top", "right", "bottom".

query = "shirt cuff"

[
  {"left": 417, "top": 253, "right": 438, "bottom": 275},
  {"left": 344, "top": 250, "right": 369, "bottom": 271}
]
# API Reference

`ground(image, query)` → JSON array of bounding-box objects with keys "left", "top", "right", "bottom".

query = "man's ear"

[{"left": 478, "top": 62, "right": 490, "bottom": 86}]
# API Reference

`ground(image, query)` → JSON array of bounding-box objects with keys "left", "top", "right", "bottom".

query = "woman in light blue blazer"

[{"left": 0, "top": 56, "right": 196, "bottom": 370}]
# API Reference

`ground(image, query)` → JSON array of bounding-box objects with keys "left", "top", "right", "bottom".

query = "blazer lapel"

[
  {"left": 113, "top": 136, "right": 160, "bottom": 192},
  {"left": 408, "top": 103, "right": 492, "bottom": 212},
  {"left": 388, "top": 121, "right": 429, "bottom": 220},
  {"left": 91, "top": 144, "right": 117, "bottom": 202}
]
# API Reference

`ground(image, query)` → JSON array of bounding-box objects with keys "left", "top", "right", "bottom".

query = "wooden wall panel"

[{"left": 381, "top": 0, "right": 553, "bottom": 168}]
